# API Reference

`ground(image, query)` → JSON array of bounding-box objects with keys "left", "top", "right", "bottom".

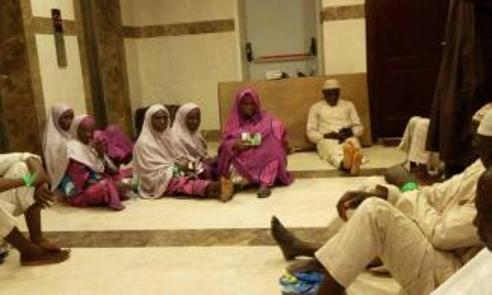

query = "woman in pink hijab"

[
  {"left": 42, "top": 104, "right": 74, "bottom": 191},
  {"left": 217, "top": 88, "right": 294, "bottom": 198},
  {"left": 59, "top": 115, "right": 129, "bottom": 211},
  {"left": 133, "top": 104, "right": 233, "bottom": 201}
]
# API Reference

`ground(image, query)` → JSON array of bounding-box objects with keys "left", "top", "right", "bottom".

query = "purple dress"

[{"left": 216, "top": 88, "right": 294, "bottom": 187}]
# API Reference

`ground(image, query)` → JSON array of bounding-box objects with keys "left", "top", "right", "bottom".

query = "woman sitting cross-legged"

[
  {"left": 216, "top": 88, "right": 294, "bottom": 198},
  {"left": 172, "top": 102, "right": 218, "bottom": 179},
  {"left": 59, "top": 115, "right": 130, "bottom": 211},
  {"left": 133, "top": 104, "right": 234, "bottom": 201}
]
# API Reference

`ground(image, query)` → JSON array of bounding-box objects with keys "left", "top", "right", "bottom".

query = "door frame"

[
  {"left": 235, "top": 0, "right": 325, "bottom": 80},
  {"left": 365, "top": 0, "right": 381, "bottom": 141}
]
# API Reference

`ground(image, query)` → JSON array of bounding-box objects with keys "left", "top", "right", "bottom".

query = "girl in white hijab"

[
  {"left": 42, "top": 104, "right": 74, "bottom": 191},
  {"left": 172, "top": 103, "right": 208, "bottom": 161},
  {"left": 133, "top": 104, "right": 233, "bottom": 201}
]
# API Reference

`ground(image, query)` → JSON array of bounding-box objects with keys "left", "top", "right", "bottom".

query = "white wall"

[
  {"left": 36, "top": 35, "right": 87, "bottom": 115},
  {"left": 121, "top": 0, "right": 242, "bottom": 130},
  {"left": 322, "top": 0, "right": 367, "bottom": 75},
  {"left": 241, "top": 0, "right": 319, "bottom": 79},
  {"left": 31, "top": 0, "right": 87, "bottom": 116},
  {"left": 31, "top": 0, "right": 75, "bottom": 19},
  {"left": 122, "top": 0, "right": 367, "bottom": 128}
]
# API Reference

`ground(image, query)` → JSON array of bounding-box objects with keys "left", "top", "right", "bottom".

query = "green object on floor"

[{"left": 401, "top": 181, "right": 419, "bottom": 192}]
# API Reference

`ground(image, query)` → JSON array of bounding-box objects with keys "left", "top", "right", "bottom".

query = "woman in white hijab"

[
  {"left": 172, "top": 103, "right": 208, "bottom": 161},
  {"left": 42, "top": 104, "right": 74, "bottom": 191},
  {"left": 133, "top": 104, "right": 233, "bottom": 201}
]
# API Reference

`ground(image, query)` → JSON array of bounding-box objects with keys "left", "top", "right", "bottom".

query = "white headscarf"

[
  {"left": 66, "top": 115, "right": 105, "bottom": 173},
  {"left": 172, "top": 103, "right": 207, "bottom": 160},
  {"left": 42, "top": 104, "right": 72, "bottom": 191},
  {"left": 133, "top": 104, "right": 183, "bottom": 199}
]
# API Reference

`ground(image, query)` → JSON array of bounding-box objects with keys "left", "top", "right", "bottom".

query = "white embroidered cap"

[
  {"left": 323, "top": 79, "right": 340, "bottom": 90},
  {"left": 477, "top": 110, "right": 492, "bottom": 136}
]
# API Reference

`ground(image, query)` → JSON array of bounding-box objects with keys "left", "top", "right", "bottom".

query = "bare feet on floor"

[
  {"left": 20, "top": 248, "right": 70, "bottom": 266},
  {"left": 219, "top": 177, "right": 234, "bottom": 202},
  {"left": 287, "top": 258, "right": 325, "bottom": 273},
  {"left": 271, "top": 216, "right": 316, "bottom": 260},
  {"left": 342, "top": 142, "right": 355, "bottom": 170},
  {"left": 350, "top": 149, "right": 363, "bottom": 176},
  {"left": 33, "top": 238, "right": 63, "bottom": 253},
  {"left": 257, "top": 185, "right": 272, "bottom": 198}
]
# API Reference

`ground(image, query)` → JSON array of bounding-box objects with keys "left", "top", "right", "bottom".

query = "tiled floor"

[
  {"left": 2, "top": 146, "right": 405, "bottom": 294},
  {"left": 0, "top": 247, "right": 400, "bottom": 295},
  {"left": 288, "top": 145, "right": 406, "bottom": 171},
  {"left": 22, "top": 177, "right": 377, "bottom": 232}
]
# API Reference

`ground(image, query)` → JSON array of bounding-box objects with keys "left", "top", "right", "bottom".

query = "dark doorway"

[
  {"left": 366, "top": 0, "right": 450, "bottom": 139},
  {"left": 477, "top": 4, "right": 492, "bottom": 100}
]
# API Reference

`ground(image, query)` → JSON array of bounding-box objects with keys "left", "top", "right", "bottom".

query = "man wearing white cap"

[
  {"left": 307, "top": 79, "right": 364, "bottom": 175},
  {"left": 431, "top": 168, "right": 492, "bottom": 295},
  {"left": 278, "top": 110, "right": 492, "bottom": 295}
]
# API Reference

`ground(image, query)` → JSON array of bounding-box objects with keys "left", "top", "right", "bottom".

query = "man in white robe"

[
  {"left": 0, "top": 153, "right": 69, "bottom": 266},
  {"left": 273, "top": 111, "right": 492, "bottom": 295},
  {"left": 307, "top": 79, "right": 364, "bottom": 175},
  {"left": 432, "top": 168, "right": 492, "bottom": 295}
]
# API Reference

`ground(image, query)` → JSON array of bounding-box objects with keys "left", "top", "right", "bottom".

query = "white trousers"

[
  {"left": 399, "top": 116, "right": 440, "bottom": 170},
  {"left": 317, "top": 137, "right": 361, "bottom": 168},
  {"left": 315, "top": 198, "right": 461, "bottom": 295},
  {"left": 0, "top": 162, "right": 35, "bottom": 238}
]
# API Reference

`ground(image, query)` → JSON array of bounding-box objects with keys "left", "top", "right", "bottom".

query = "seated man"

[
  {"left": 307, "top": 79, "right": 363, "bottom": 175},
  {"left": 399, "top": 103, "right": 492, "bottom": 181},
  {"left": 431, "top": 169, "right": 492, "bottom": 294},
  {"left": 399, "top": 116, "right": 442, "bottom": 179},
  {"left": 271, "top": 111, "right": 492, "bottom": 294},
  {"left": 0, "top": 153, "right": 69, "bottom": 266}
]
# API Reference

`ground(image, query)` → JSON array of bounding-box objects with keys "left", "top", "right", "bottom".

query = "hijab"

[
  {"left": 133, "top": 104, "right": 182, "bottom": 198},
  {"left": 172, "top": 103, "right": 207, "bottom": 160},
  {"left": 66, "top": 115, "right": 105, "bottom": 173},
  {"left": 222, "top": 88, "right": 274, "bottom": 140},
  {"left": 42, "top": 104, "right": 72, "bottom": 190}
]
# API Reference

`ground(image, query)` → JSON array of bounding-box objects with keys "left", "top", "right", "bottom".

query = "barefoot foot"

[
  {"left": 33, "top": 238, "right": 62, "bottom": 253},
  {"left": 271, "top": 216, "right": 315, "bottom": 260},
  {"left": 342, "top": 142, "right": 355, "bottom": 170},
  {"left": 287, "top": 258, "right": 325, "bottom": 273},
  {"left": 21, "top": 249, "right": 70, "bottom": 266},
  {"left": 350, "top": 149, "right": 363, "bottom": 176},
  {"left": 257, "top": 185, "right": 272, "bottom": 198},
  {"left": 219, "top": 177, "right": 234, "bottom": 202}
]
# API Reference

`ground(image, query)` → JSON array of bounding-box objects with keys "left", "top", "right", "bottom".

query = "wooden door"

[{"left": 366, "top": 0, "right": 450, "bottom": 138}]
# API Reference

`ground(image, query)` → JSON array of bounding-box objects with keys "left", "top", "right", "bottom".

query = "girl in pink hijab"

[
  {"left": 217, "top": 88, "right": 294, "bottom": 198},
  {"left": 42, "top": 104, "right": 74, "bottom": 191},
  {"left": 59, "top": 115, "right": 129, "bottom": 211},
  {"left": 133, "top": 104, "right": 233, "bottom": 201}
]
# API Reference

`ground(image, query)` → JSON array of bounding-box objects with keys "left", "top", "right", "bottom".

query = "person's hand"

[
  {"left": 338, "top": 128, "right": 354, "bottom": 142},
  {"left": 92, "top": 140, "right": 106, "bottom": 157},
  {"left": 34, "top": 183, "right": 55, "bottom": 208},
  {"left": 233, "top": 139, "right": 251, "bottom": 152},
  {"left": 336, "top": 191, "right": 368, "bottom": 221},
  {"left": 324, "top": 132, "right": 339, "bottom": 140}
]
